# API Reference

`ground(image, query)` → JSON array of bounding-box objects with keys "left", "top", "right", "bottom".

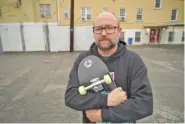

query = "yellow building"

[
  {"left": 0, "top": 0, "right": 184, "bottom": 25},
  {"left": 0, "top": 0, "right": 58, "bottom": 23},
  {"left": 0, "top": 0, "right": 184, "bottom": 45}
]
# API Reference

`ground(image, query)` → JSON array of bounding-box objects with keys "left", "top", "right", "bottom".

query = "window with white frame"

[
  {"left": 64, "top": 8, "right": 69, "bottom": 18},
  {"left": 168, "top": 31, "right": 174, "bottom": 42},
  {"left": 40, "top": 4, "right": 51, "bottom": 17},
  {"left": 135, "top": 32, "right": 141, "bottom": 42},
  {"left": 136, "top": 8, "right": 143, "bottom": 21},
  {"left": 81, "top": 8, "right": 91, "bottom": 21},
  {"left": 103, "top": 8, "right": 108, "bottom": 12},
  {"left": 120, "top": 8, "right": 126, "bottom": 21},
  {"left": 171, "top": 9, "right": 178, "bottom": 21},
  {"left": 182, "top": 31, "right": 184, "bottom": 42},
  {"left": 155, "top": 0, "right": 162, "bottom": 8}
]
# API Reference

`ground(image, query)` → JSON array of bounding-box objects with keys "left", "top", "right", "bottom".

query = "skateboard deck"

[
  {"left": 78, "top": 55, "right": 116, "bottom": 94},
  {"left": 78, "top": 55, "right": 117, "bottom": 123}
]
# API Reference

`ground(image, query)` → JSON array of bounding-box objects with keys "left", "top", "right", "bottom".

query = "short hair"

[{"left": 93, "top": 11, "right": 120, "bottom": 27}]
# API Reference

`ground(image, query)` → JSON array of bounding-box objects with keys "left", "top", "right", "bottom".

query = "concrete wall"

[
  {"left": 74, "top": 26, "right": 94, "bottom": 51},
  {"left": 161, "top": 29, "right": 184, "bottom": 44},
  {"left": 0, "top": 23, "right": 184, "bottom": 52},
  {"left": 23, "top": 23, "right": 45, "bottom": 51},
  {"left": 123, "top": 29, "right": 148, "bottom": 45},
  {"left": 49, "top": 25, "right": 70, "bottom": 51},
  {"left": 0, "top": 23, "right": 22, "bottom": 51},
  {"left": 0, "top": 23, "right": 72, "bottom": 52}
]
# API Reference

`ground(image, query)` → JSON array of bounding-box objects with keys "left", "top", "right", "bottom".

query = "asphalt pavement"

[{"left": 0, "top": 45, "right": 184, "bottom": 123}]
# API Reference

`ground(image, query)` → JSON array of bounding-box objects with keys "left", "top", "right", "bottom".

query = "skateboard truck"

[{"left": 78, "top": 74, "right": 112, "bottom": 95}]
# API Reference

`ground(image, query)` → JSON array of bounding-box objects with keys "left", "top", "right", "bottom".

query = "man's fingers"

[
  {"left": 124, "top": 95, "right": 127, "bottom": 100},
  {"left": 85, "top": 110, "right": 89, "bottom": 115},
  {"left": 117, "top": 87, "right": 123, "bottom": 91},
  {"left": 120, "top": 91, "right": 126, "bottom": 96},
  {"left": 123, "top": 91, "right": 127, "bottom": 96}
]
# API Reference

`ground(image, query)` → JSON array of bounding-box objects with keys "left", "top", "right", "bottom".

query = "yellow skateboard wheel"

[
  {"left": 79, "top": 86, "right": 87, "bottom": 95},
  {"left": 104, "top": 74, "right": 112, "bottom": 84}
]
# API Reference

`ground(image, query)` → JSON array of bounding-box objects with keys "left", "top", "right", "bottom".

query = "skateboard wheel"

[
  {"left": 104, "top": 75, "right": 112, "bottom": 84},
  {"left": 79, "top": 86, "right": 87, "bottom": 95}
]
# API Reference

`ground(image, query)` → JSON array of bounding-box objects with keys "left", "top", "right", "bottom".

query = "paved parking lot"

[{"left": 0, "top": 45, "right": 184, "bottom": 123}]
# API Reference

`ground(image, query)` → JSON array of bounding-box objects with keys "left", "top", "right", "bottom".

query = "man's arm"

[
  {"left": 65, "top": 54, "right": 108, "bottom": 111},
  {"left": 101, "top": 53, "right": 153, "bottom": 122}
]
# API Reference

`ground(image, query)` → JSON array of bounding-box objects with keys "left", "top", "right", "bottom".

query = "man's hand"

[
  {"left": 85, "top": 109, "right": 102, "bottom": 122},
  {"left": 108, "top": 87, "right": 127, "bottom": 106}
]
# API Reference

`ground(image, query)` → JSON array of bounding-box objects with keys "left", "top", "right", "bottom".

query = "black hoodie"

[{"left": 65, "top": 41, "right": 153, "bottom": 123}]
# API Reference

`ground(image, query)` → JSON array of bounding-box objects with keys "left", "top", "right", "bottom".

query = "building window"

[
  {"left": 120, "top": 8, "right": 126, "bottom": 21},
  {"left": 81, "top": 8, "right": 91, "bottom": 21},
  {"left": 135, "top": 32, "right": 141, "bottom": 42},
  {"left": 103, "top": 8, "right": 108, "bottom": 12},
  {"left": 168, "top": 31, "right": 174, "bottom": 42},
  {"left": 64, "top": 8, "right": 69, "bottom": 18},
  {"left": 40, "top": 4, "right": 51, "bottom": 17},
  {"left": 182, "top": 31, "right": 184, "bottom": 42},
  {"left": 155, "top": 0, "right": 162, "bottom": 8},
  {"left": 171, "top": 9, "right": 178, "bottom": 21},
  {"left": 136, "top": 8, "right": 143, "bottom": 21}
]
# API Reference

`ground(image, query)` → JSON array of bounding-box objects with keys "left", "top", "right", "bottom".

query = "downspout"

[
  {"left": 173, "top": 26, "right": 174, "bottom": 41},
  {"left": 56, "top": 0, "right": 60, "bottom": 25}
]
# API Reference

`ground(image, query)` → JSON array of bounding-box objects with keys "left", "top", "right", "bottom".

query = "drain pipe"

[{"left": 56, "top": 0, "right": 60, "bottom": 25}]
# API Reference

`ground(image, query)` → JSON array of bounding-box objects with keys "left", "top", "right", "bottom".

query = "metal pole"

[
  {"left": 70, "top": 0, "right": 74, "bottom": 52},
  {"left": 20, "top": 22, "right": 26, "bottom": 51},
  {"left": 56, "top": 0, "right": 60, "bottom": 25},
  {"left": 45, "top": 23, "right": 50, "bottom": 52},
  {"left": 0, "top": 34, "right": 3, "bottom": 53},
  {"left": 173, "top": 26, "right": 174, "bottom": 42}
]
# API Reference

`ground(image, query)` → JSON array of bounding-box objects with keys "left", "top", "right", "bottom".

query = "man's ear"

[
  {"left": 119, "top": 27, "right": 122, "bottom": 32},
  {"left": 118, "top": 27, "right": 122, "bottom": 37}
]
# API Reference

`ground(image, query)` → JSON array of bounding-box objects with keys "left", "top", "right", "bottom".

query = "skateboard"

[
  {"left": 78, "top": 55, "right": 117, "bottom": 123},
  {"left": 77, "top": 55, "right": 130, "bottom": 124},
  {"left": 78, "top": 55, "right": 117, "bottom": 95}
]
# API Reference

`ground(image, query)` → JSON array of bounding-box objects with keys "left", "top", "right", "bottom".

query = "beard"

[{"left": 96, "top": 38, "right": 118, "bottom": 51}]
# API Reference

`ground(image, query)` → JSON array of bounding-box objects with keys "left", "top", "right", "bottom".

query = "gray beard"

[{"left": 96, "top": 40, "right": 117, "bottom": 51}]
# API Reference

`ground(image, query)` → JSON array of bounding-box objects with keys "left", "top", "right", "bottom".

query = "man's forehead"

[{"left": 93, "top": 12, "right": 119, "bottom": 26}]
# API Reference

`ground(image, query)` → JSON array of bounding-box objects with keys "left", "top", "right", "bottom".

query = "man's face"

[{"left": 93, "top": 13, "right": 122, "bottom": 51}]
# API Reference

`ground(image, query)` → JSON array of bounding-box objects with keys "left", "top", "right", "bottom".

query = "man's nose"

[{"left": 101, "top": 29, "right": 107, "bottom": 36}]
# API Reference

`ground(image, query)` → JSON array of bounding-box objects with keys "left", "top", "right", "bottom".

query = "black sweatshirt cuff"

[
  {"left": 101, "top": 107, "right": 111, "bottom": 122},
  {"left": 99, "top": 93, "right": 108, "bottom": 107}
]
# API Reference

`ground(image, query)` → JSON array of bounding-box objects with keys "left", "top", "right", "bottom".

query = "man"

[{"left": 65, "top": 11, "right": 153, "bottom": 123}]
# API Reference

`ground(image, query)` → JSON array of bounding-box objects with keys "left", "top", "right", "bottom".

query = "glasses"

[{"left": 93, "top": 26, "right": 118, "bottom": 34}]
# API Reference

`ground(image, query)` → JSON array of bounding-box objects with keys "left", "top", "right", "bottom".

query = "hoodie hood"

[{"left": 89, "top": 41, "right": 127, "bottom": 62}]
